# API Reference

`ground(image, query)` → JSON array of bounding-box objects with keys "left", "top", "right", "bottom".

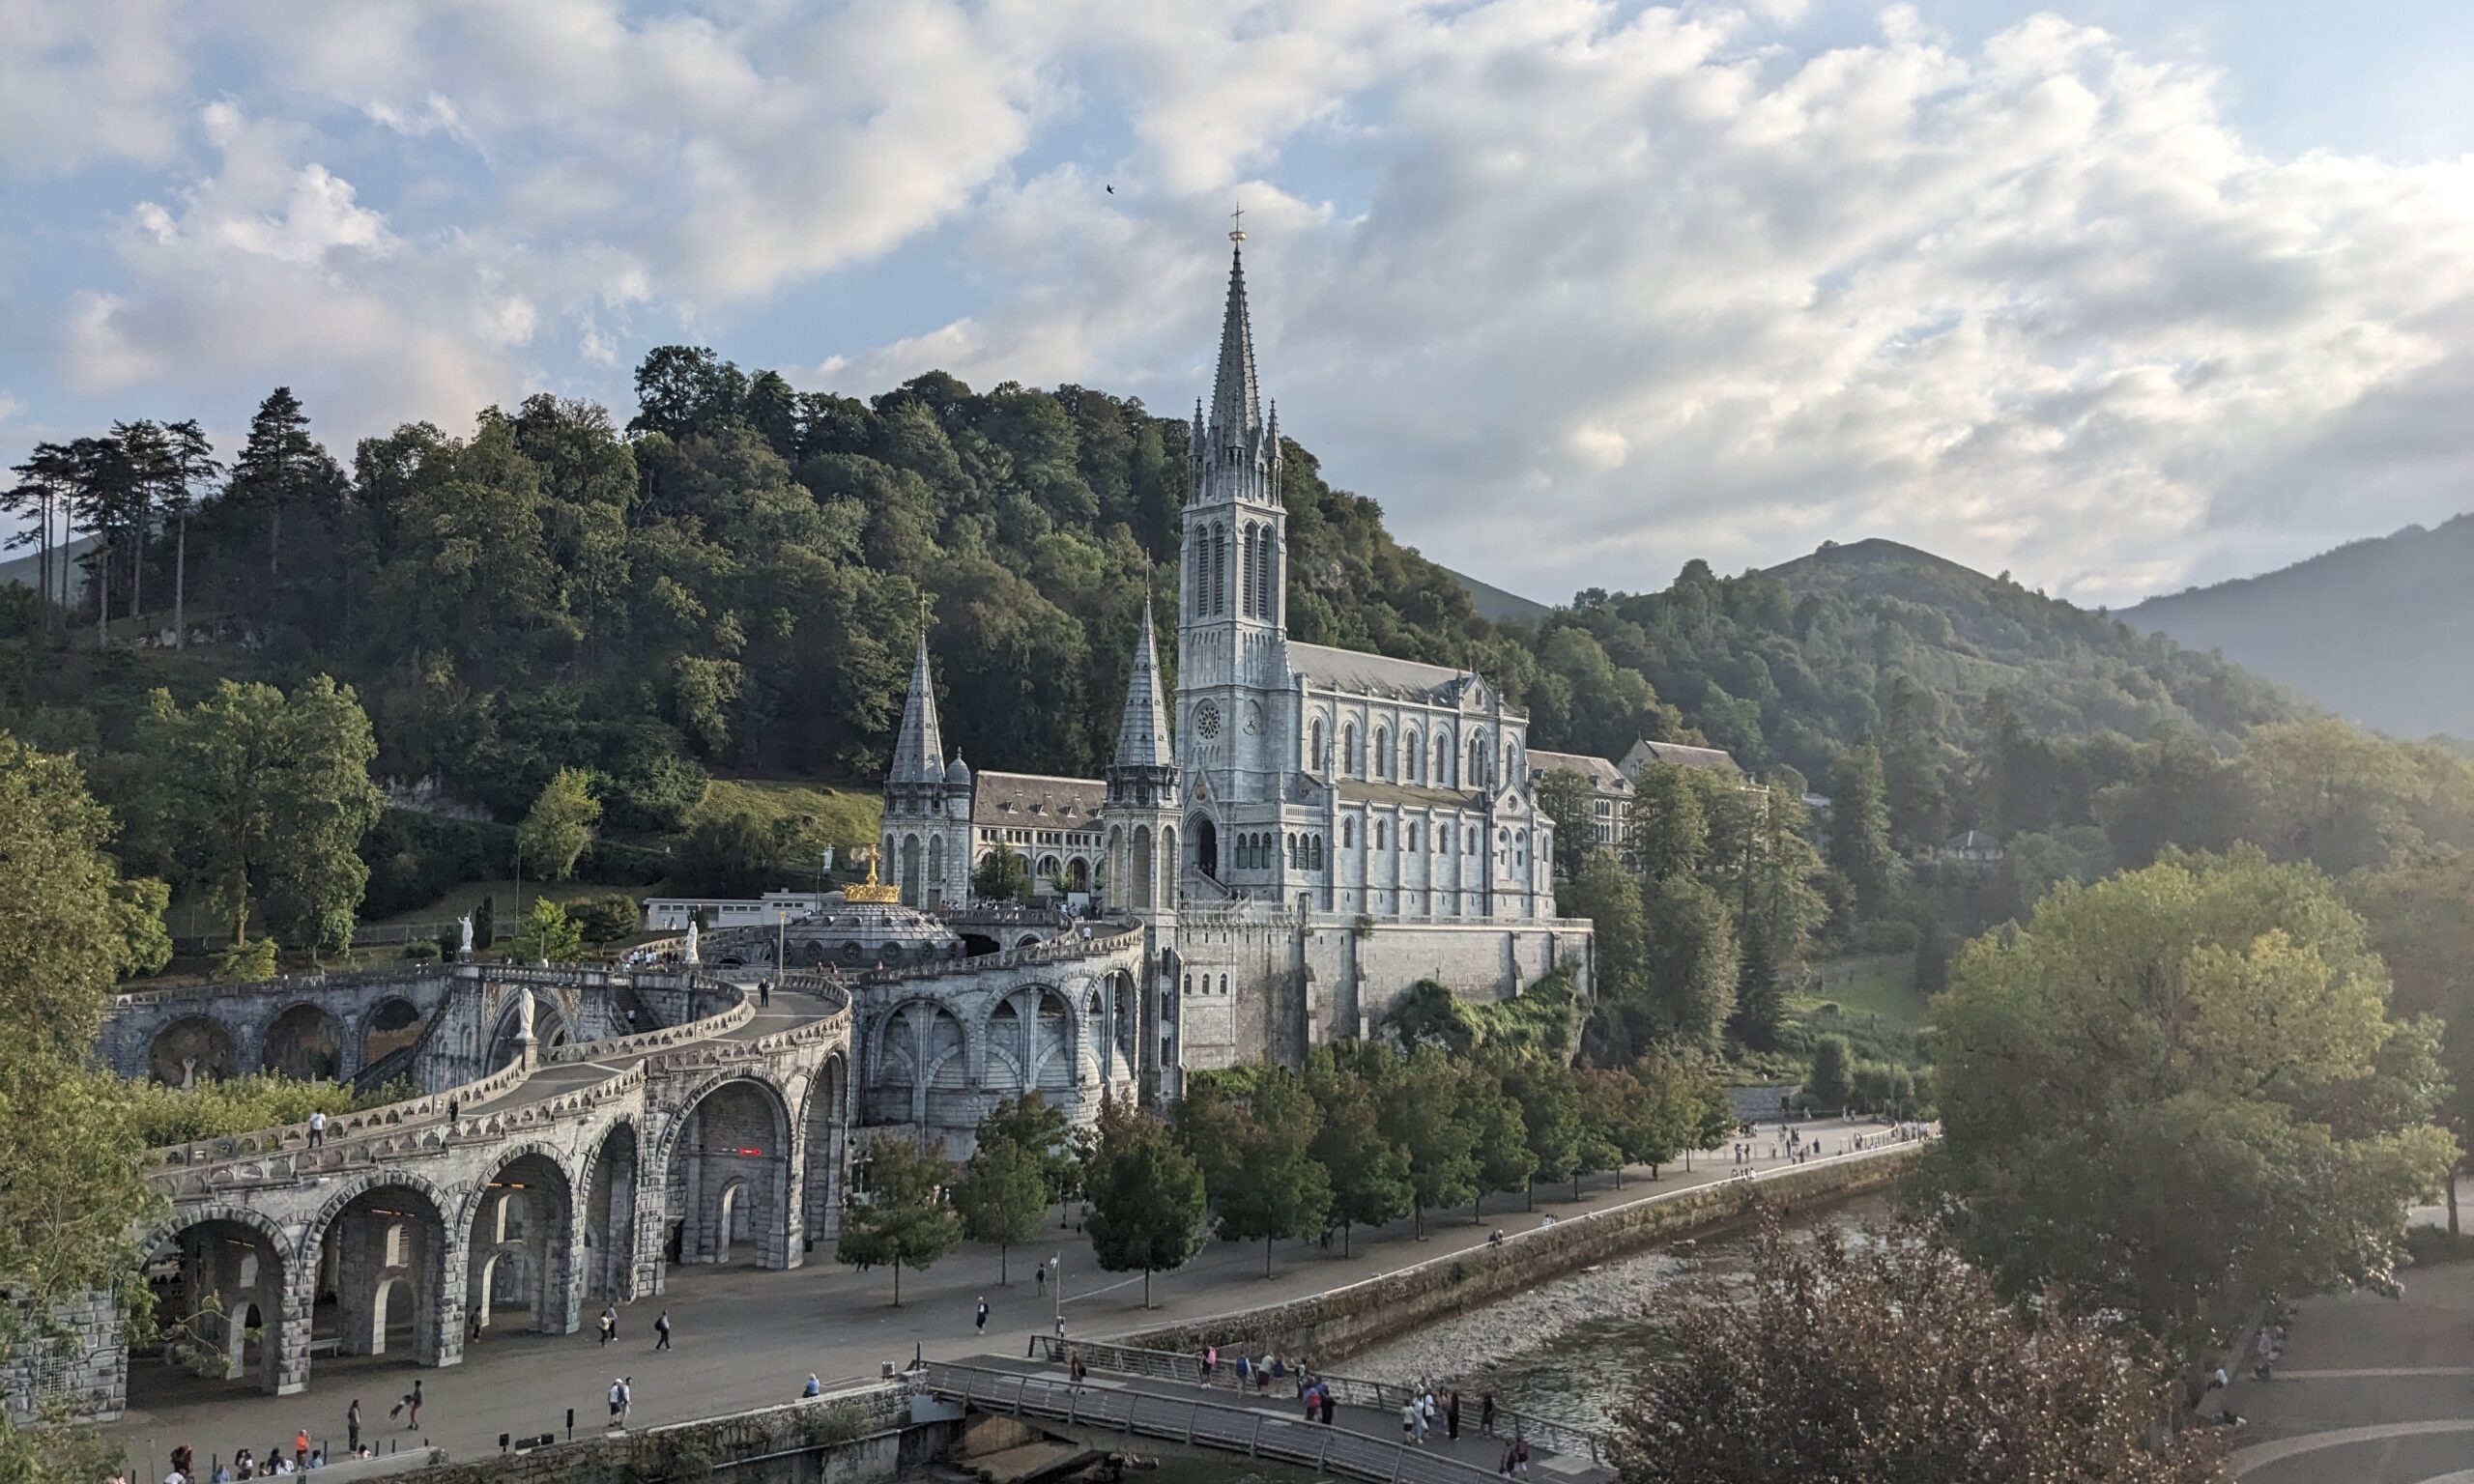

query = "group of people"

[{"left": 151, "top": 1412, "right": 389, "bottom": 1484}]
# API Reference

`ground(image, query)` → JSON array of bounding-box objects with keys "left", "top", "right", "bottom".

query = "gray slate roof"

[{"left": 971, "top": 772, "right": 1108, "bottom": 830}]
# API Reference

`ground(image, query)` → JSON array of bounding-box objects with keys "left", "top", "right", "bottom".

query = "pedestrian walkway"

[
  {"left": 932, "top": 1356, "right": 1604, "bottom": 1483},
  {"left": 107, "top": 1118, "right": 1889, "bottom": 1470},
  {"left": 2225, "top": 1259, "right": 2474, "bottom": 1482}
]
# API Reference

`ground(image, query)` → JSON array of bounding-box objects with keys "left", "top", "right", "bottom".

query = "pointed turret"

[
  {"left": 1209, "top": 241, "right": 1263, "bottom": 446},
  {"left": 1113, "top": 602, "right": 1173, "bottom": 772},
  {"left": 890, "top": 630, "right": 945, "bottom": 784}
]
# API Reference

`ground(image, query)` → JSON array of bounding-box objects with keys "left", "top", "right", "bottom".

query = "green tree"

[
  {"left": 1378, "top": 1045, "right": 1480, "bottom": 1238},
  {"left": 1642, "top": 875, "right": 1739, "bottom": 1048},
  {"left": 1629, "top": 765, "right": 1708, "bottom": 881},
  {"left": 978, "top": 1093, "right": 1077, "bottom": 1207},
  {"left": 1807, "top": 1035, "right": 1854, "bottom": 1112},
  {"left": 953, "top": 1137, "right": 1049, "bottom": 1285},
  {"left": 1179, "top": 1067, "right": 1330, "bottom": 1275},
  {"left": 1924, "top": 848, "right": 2456, "bottom": 1381},
  {"left": 972, "top": 842, "right": 1033, "bottom": 903},
  {"left": 1462, "top": 1066, "right": 1537, "bottom": 1219},
  {"left": 517, "top": 767, "right": 601, "bottom": 881},
  {"left": 224, "top": 385, "right": 343, "bottom": 607},
  {"left": 508, "top": 897, "right": 584, "bottom": 963},
  {"left": 0, "top": 738, "right": 170, "bottom": 1480},
  {"left": 2347, "top": 858, "right": 2474, "bottom": 1231},
  {"left": 1083, "top": 1098, "right": 1207, "bottom": 1308},
  {"left": 1827, "top": 745, "right": 1899, "bottom": 918},
  {"left": 1560, "top": 851, "right": 1645, "bottom": 1039},
  {"left": 1612, "top": 1213, "right": 2229, "bottom": 1484},
  {"left": 837, "top": 1134, "right": 962, "bottom": 1306},
  {"left": 1503, "top": 1057, "right": 1587, "bottom": 1202},
  {"left": 1304, "top": 1048, "right": 1412, "bottom": 1255},
  {"left": 571, "top": 891, "right": 643, "bottom": 945},
  {"left": 130, "top": 676, "right": 383, "bottom": 955},
  {"left": 1535, "top": 767, "right": 1598, "bottom": 879},
  {"left": 1880, "top": 674, "right": 1948, "bottom": 854}
]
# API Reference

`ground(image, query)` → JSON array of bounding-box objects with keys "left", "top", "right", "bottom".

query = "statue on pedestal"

[
  {"left": 517, "top": 985, "right": 536, "bottom": 1043},
  {"left": 685, "top": 919, "right": 701, "bottom": 966},
  {"left": 459, "top": 914, "right": 475, "bottom": 957}
]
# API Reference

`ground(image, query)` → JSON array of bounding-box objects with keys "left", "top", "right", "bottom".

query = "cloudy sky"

[{"left": 4, "top": 0, "right": 2470, "bottom": 608}]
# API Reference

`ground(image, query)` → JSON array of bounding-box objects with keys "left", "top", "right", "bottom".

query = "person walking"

[
  {"left": 306, "top": 1110, "right": 326, "bottom": 1151},
  {"left": 293, "top": 1430, "right": 309, "bottom": 1469},
  {"left": 1201, "top": 1346, "right": 1217, "bottom": 1386},
  {"left": 445, "top": 1098, "right": 459, "bottom": 1125},
  {"left": 759, "top": 980, "right": 771, "bottom": 1008},
  {"left": 1447, "top": 1390, "right": 1461, "bottom": 1441},
  {"left": 404, "top": 1380, "right": 421, "bottom": 1430},
  {"left": 654, "top": 1310, "right": 673, "bottom": 1351},
  {"left": 600, "top": 1306, "right": 618, "bottom": 1346},
  {"left": 609, "top": 1378, "right": 629, "bottom": 1429},
  {"left": 975, "top": 1297, "right": 989, "bottom": 1335},
  {"left": 1070, "top": 1350, "right": 1088, "bottom": 1394},
  {"left": 1035, "top": 1264, "right": 1045, "bottom": 1298},
  {"left": 345, "top": 1401, "right": 360, "bottom": 1456},
  {"left": 1512, "top": 1439, "right": 1530, "bottom": 1478},
  {"left": 1480, "top": 1391, "right": 1497, "bottom": 1437},
  {"left": 1402, "top": 1400, "right": 1419, "bottom": 1444}
]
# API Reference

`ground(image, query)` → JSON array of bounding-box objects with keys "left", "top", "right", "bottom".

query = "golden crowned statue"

[{"left": 845, "top": 846, "right": 901, "bottom": 904}]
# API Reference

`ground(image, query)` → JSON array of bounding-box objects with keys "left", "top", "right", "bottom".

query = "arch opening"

[
  {"left": 661, "top": 1077, "right": 794, "bottom": 1281},
  {"left": 148, "top": 1016, "right": 235, "bottom": 1087}
]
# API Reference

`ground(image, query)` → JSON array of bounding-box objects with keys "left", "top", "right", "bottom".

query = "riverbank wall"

[
  {"left": 1113, "top": 1142, "right": 1924, "bottom": 1362},
  {"left": 413, "top": 1382, "right": 958, "bottom": 1484}
]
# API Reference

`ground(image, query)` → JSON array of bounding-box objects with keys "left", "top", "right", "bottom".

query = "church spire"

[
  {"left": 1208, "top": 228, "right": 1262, "bottom": 446},
  {"left": 891, "top": 628, "right": 945, "bottom": 783},
  {"left": 1112, "top": 600, "right": 1173, "bottom": 773}
]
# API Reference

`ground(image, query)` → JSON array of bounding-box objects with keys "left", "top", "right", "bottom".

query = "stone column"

[
  {"left": 424, "top": 1228, "right": 466, "bottom": 1369},
  {"left": 272, "top": 1257, "right": 317, "bottom": 1396}
]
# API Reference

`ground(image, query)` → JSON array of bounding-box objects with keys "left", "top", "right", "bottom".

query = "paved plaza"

[
  {"left": 2229, "top": 1237, "right": 2474, "bottom": 1483},
  {"left": 106, "top": 1121, "right": 1878, "bottom": 1470}
]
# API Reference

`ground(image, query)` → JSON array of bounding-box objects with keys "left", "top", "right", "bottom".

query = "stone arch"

[
  {"left": 149, "top": 1015, "right": 235, "bottom": 1086},
  {"left": 261, "top": 1003, "right": 346, "bottom": 1081},
  {"left": 799, "top": 1053, "right": 850, "bottom": 1244},
  {"left": 583, "top": 1119, "right": 642, "bottom": 1303},
  {"left": 484, "top": 992, "right": 572, "bottom": 1070},
  {"left": 1188, "top": 813, "right": 1219, "bottom": 878},
  {"left": 361, "top": 997, "right": 423, "bottom": 1068},
  {"left": 1065, "top": 855, "right": 1090, "bottom": 891},
  {"left": 869, "top": 998, "right": 970, "bottom": 1131},
  {"left": 301, "top": 1172, "right": 461, "bottom": 1367},
  {"left": 133, "top": 1205, "right": 296, "bottom": 1398},
  {"left": 660, "top": 1072, "right": 797, "bottom": 1273},
  {"left": 980, "top": 986, "right": 1078, "bottom": 1100},
  {"left": 461, "top": 1143, "right": 579, "bottom": 1338}
]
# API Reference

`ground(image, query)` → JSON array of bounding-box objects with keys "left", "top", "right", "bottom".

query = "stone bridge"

[{"left": 91, "top": 926, "right": 1149, "bottom": 1418}]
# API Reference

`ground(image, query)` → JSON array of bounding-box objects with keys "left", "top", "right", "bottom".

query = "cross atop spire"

[
  {"left": 890, "top": 627, "right": 945, "bottom": 784},
  {"left": 1229, "top": 202, "right": 1246, "bottom": 242},
  {"left": 1208, "top": 235, "right": 1262, "bottom": 445},
  {"left": 1111, "top": 599, "right": 1174, "bottom": 774}
]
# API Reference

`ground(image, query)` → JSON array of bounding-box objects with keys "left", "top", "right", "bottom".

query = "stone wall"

[
  {"left": 4, "top": 1290, "right": 126, "bottom": 1423},
  {"left": 1112, "top": 1145, "right": 1920, "bottom": 1361},
  {"left": 1174, "top": 915, "right": 1595, "bottom": 1069},
  {"left": 411, "top": 1383, "right": 943, "bottom": 1484}
]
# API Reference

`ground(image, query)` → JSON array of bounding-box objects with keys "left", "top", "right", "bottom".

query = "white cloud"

[{"left": 7, "top": 0, "right": 2471, "bottom": 608}]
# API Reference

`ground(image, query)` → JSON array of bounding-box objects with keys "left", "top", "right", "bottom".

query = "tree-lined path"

[{"left": 107, "top": 1121, "right": 1888, "bottom": 1468}]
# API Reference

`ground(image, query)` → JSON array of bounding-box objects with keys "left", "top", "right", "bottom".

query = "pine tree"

[
  {"left": 226, "top": 387, "right": 339, "bottom": 618},
  {"left": 162, "top": 419, "right": 219, "bottom": 648},
  {"left": 1882, "top": 675, "right": 1948, "bottom": 853},
  {"left": 1630, "top": 765, "right": 1708, "bottom": 881},
  {"left": 1827, "top": 746, "right": 1899, "bottom": 919}
]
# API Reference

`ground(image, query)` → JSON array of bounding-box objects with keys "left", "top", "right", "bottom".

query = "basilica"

[{"left": 880, "top": 230, "right": 1594, "bottom": 1084}]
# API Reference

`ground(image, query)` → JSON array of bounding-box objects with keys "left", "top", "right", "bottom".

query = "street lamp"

[{"left": 1050, "top": 1253, "right": 1063, "bottom": 1337}]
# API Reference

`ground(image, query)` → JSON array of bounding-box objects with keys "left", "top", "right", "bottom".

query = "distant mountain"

[
  {"left": 0, "top": 533, "right": 97, "bottom": 593},
  {"left": 1445, "top": 565, "right": 1553, "bottom": 625},
  {"left": 2120, "top": 515, "right": 2474, "bottom": 740}
]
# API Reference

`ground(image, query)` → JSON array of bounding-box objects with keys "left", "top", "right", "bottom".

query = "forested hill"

[
  {"left": 2119, "top": 515, "right": 2474, "bottom": 741},
  {"left": 3, "top": 350, "right": 2304, "bottom": 844}
]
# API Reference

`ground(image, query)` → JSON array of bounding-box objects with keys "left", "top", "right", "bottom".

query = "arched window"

[
  {"left": 1406, "top": 729, "right": 1422, "bottom": 783},
  {"left": 1286, "top": 832, "right": 1298, "bottom": 870},
  {"left": 1375, "top": 820, "right": 1387, "bottom": 850},
  {"left": 1255, "top": 525, "right": 1274, "bottom": 617},
  {"left": 1220, "top": 975, "right": 1230, "bottom": 996},
  {"left": 1341, "top": 818, "right": 1354, "bottom": 848},
  {"left": 1466, "top": 826, "right": 1477, "bottom": 852},
  {"left": 1434, "top": 732, "right": 1451, "bottom": 785},
  {"left": 1341, "top": 724, "right": 1358, "bottom": 779},
  {"left": 1183, "top": 974, "right": 1194, "bottom": 996},
  {"left": 1311, "top": 836, "right": 1325, "bottom": 870},
  {"left": 1373, "top": 727, "right": 1390, "bottom": 781},
  {"left": 1407, "top": 821, "right": 1420, "bottom": 851},
  {"left": 1187, "top": 528, "right": 1202, "bottom": 617},
  {"left": 1468, "top": 732, "right": 1487, "bottom": 788},
  {"left": 1240, "top": 527, "right": 1255, "bottom": 617},
  {"left": 1507, "top": 742, "right": 1524, "bottom": 786}
]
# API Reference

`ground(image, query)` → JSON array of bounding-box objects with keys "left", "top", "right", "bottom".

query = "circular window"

[{"left": 1195, "top": 700, "right": 1223, "bottom": 740}]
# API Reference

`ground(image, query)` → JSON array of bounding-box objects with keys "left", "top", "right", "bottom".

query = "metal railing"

[
  {"left": 1025, "top": 1336, "right": 1603, "bottom": 1463},
  {"left": 920, "top": 1362, "right": 1510, "bottom": 1484}
]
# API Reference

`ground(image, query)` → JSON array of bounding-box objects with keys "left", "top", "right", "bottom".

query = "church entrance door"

[{"left": 1190, "top": 815, "right": 1219, "bottom": 879}]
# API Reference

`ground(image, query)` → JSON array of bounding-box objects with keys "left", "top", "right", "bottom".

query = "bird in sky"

[{"left": 1106, "top": 184, "right": 1114, "bottom": 194}]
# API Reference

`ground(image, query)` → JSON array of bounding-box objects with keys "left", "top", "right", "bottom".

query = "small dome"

[{"left": 946, "top": 754, "right": 972, "bottom": 785}]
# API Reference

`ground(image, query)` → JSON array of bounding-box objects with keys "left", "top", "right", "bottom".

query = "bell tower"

[{"left": 1177, "top": 214, "right": 1288, "bottom": 809}]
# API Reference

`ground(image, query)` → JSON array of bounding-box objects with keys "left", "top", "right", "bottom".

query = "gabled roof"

[
  {"left": 1529, "top": 750, "right": 1631, "bottom": 790},
  {"left": 1619, "top": 738, "right": 1743, "bottom": 778},
  {"left": 1290, "top": 642, "right": 1509, "bottom": 708},
  {"left": 970, "top": 772, "right": 1107, "bottom": 830}
]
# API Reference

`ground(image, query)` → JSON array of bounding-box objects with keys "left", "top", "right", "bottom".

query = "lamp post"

[{"left": 1050, "top": 1253, "right": 1063, "bottom": 1336}]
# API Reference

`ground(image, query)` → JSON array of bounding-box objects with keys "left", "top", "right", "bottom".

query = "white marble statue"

[
  {"left": 459, "top": 914, "right": 475, "bottom": 955},
  {"left": 685, "top": 920, "right": 701, "bottom": 965},
  {"left": 517, "top": 985, "right": 536, "bottom": 1042}
]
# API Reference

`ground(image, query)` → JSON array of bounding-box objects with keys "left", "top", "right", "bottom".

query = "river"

[{"left": 1115, "top": 1192, "right": 1892, "bottom": 1484}]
